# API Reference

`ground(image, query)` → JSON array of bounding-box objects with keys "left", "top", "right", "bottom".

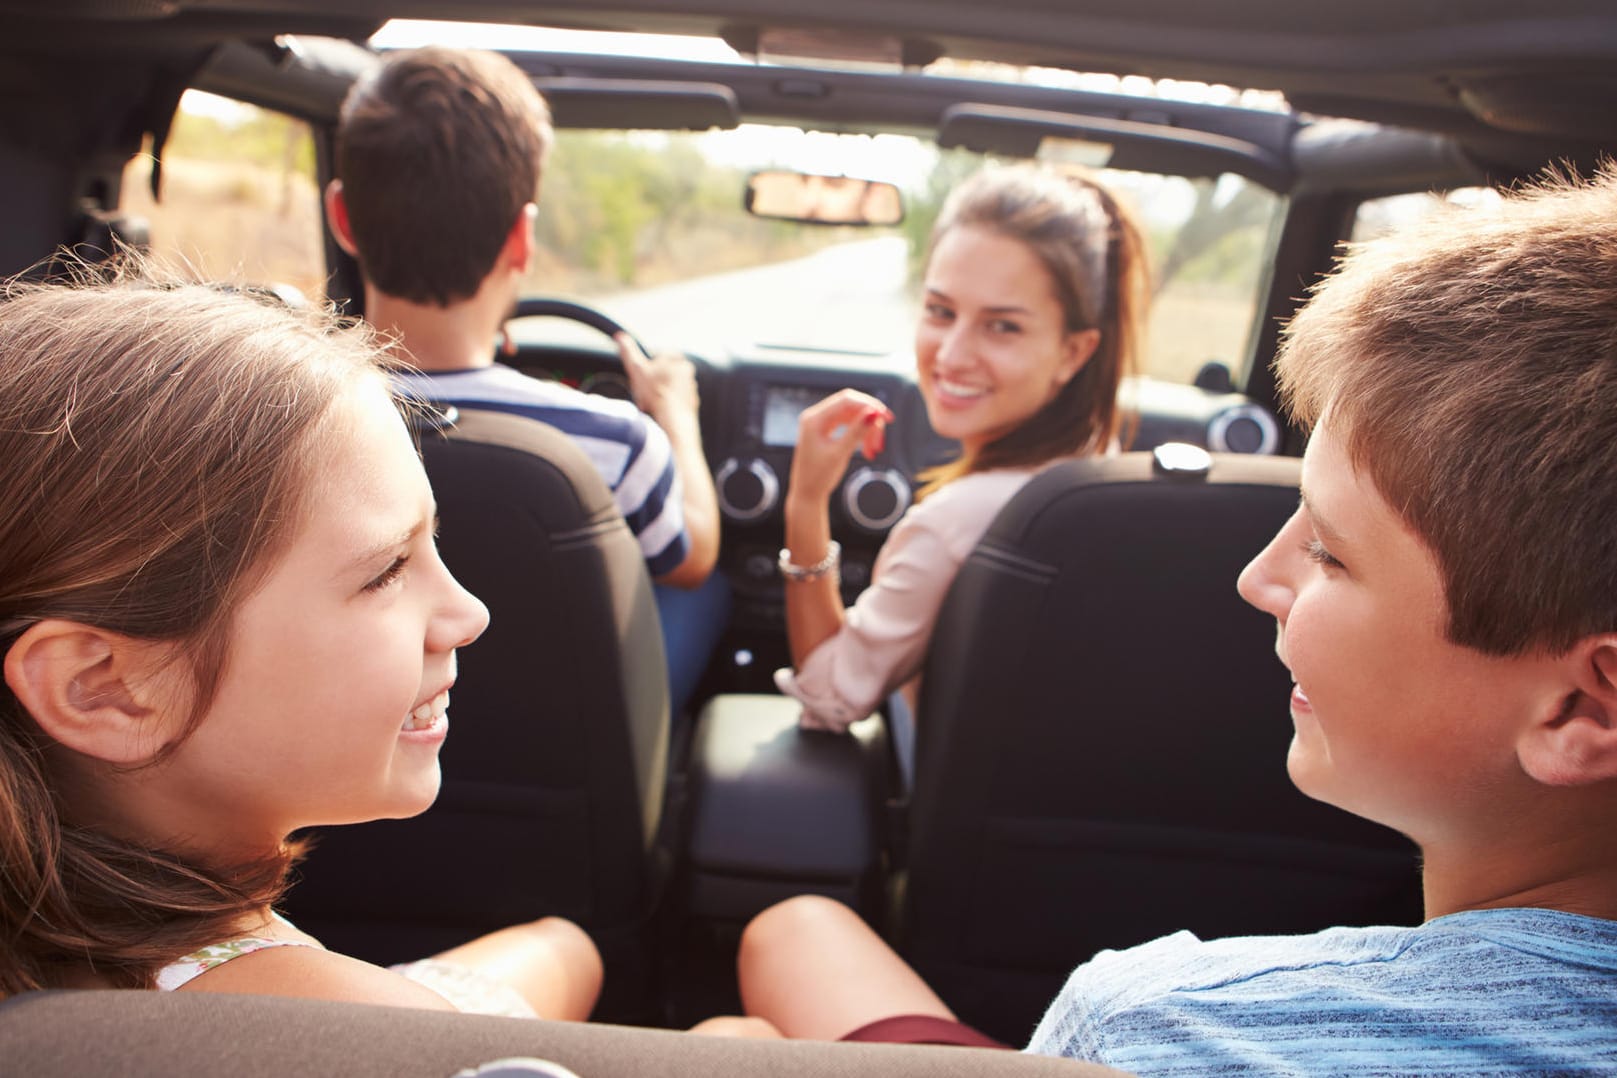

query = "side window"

[
  {"left": 1351, "top": 187, "right": 1501, "bottom": 243},
  {"left": 120, "top": 91, "right": 326, "bottom": 301}
]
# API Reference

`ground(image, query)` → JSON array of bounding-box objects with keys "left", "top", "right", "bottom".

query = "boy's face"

[{"left": 1237, "top": 416, "right": 1561, "bottom": 844}]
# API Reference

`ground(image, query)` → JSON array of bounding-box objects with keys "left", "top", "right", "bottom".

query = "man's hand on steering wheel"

[{"left": 616, "top": 331, "right": 700, "bottom": 429}]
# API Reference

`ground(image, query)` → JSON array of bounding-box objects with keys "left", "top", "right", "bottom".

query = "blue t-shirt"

[
  {"left": 395, "top": 364, "right": 689, "bottom": 577},
  {"left": 1027, "top": 907, "right": 1617, "bottom": 1075}
]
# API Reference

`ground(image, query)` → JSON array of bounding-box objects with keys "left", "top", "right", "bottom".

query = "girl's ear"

[
  {"left": 3, "top": 620, "right": 182, "bottom": 765},
  {"left": 324, "top": 180, "right": 360, "bottom": 258},
  {"left": 1054, "top": 328, "right": 1101, "bottom": 388},
  {"left": 1519, "top": 636, "right": 1617, "bottom": 786}
]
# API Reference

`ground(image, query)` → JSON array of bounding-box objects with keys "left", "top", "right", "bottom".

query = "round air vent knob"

[
  {"left": 842, "top": 467, "right": 911, "bottom": 532},
  {"left": 716, "top": 457, "right": 780, "bottom": 522},
  {"left": 1208, "top": 403, "right": 1280, "bottom": 455}
]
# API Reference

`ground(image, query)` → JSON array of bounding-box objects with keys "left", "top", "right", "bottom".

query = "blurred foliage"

[
  {"left": 533, "top": 130, "right": 816, "bottom": 292},
  {"left": 899, "top": 148, "right": 992, "bottom": 280},
  {"left": 164, "top": 104, "right": 318, "bottom": 182}
]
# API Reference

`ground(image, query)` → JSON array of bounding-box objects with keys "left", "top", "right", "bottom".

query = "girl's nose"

[{"left": 434, "top": 572, "right": 490, "bottom": 652}]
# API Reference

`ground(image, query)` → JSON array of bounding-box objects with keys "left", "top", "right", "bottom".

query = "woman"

[{"left": 774, "top": 164, "right": 1149, "bottom": 739}]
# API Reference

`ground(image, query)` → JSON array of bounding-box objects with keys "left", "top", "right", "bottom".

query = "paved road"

[{"left": 557, "top": 234, "right": 917, "bottom": 364}]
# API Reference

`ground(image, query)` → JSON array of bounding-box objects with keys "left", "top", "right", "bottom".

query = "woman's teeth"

[
  {"left": 937, "top": 378, "right": 988, "bottom": 400},
  {"left": 404, "top": 690, "right": 449, "bottom": 731}
]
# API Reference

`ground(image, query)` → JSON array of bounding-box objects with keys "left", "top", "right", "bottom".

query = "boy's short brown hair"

[
  {"left": 1277, "top": 170, "right": 1617, "bottom": 656},
  {"left": 335, "top": 46, "right": 552, "bottom": 306}
]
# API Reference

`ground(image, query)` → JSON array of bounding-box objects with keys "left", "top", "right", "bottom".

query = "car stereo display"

[{"left": 761, "top": 384, "right": 830, "bottom": 448}]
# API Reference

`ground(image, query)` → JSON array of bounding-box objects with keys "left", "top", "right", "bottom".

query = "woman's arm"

[{"left": 782, "top": 390, "right": 892, "bottom": 667}]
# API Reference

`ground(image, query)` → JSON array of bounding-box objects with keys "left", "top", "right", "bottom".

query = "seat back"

[
  {"left": 285, "top": 408, "right": 669, "bottom": 1021},
  {"left": 901, "top": 451, "right": 1422, "bottom": 1044},
  {"left": 0, "top": 990, "right": 1126, "bottom": 1078}
]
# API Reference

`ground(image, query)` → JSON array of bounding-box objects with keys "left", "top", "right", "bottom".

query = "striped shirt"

[
  {"left": 1027, "top": 906, "right": 1617, "bottom": 1075},
  {"left": 395, "top": 364, "right": 689, "bottom": 577}
]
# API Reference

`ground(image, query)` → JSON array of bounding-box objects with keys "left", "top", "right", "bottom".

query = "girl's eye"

[
  {"left": 987, "top": 318, "right": 1023, "bottom": 335},
  {"left": 363, "top": 555, "right": 410, "bottom": 593},
  {"left": 1303, "top": 538, "right": 1344, "bottom": 570},
  {"left": 923, "top": 303, "right": 954, "bottom": 323}
]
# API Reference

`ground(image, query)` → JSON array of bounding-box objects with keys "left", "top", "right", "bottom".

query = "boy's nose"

[{"left": 1237, "top": 513, "right": 1299, "bottom": 620}]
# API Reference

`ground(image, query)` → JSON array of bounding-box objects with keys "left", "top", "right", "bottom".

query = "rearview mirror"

[{"left": 744, "top": 170, "right": 904, "bottom": 226}]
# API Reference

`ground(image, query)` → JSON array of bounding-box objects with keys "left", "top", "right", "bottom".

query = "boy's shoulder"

[
  {"left": 1031, "top": 908, "right": 1617, "bottom": 1071},
  {"left": 1076, "top": 907, "right": 1617, "bottom": 1007}
]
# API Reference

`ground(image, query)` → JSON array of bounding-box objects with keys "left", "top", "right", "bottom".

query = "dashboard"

[{"left": 506, "top": 334, "right": 1282, "bottom": 630}]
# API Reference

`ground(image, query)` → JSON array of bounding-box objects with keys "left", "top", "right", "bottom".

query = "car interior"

[{"left": 4, "top": 2, "right": 1617, "bottom": 1073}]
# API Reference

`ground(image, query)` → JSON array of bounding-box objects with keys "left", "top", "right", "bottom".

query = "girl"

[
  {"left": 0, "top": 272, "right": 600, "bottom": 1020},
  {"left": 774, "top": 165, "right": 1149, "bottom": 739}
]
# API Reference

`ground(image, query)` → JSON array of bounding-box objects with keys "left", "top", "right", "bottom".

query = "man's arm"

[{"left": 616, "top": 334, "right": 720, "bottom": 588}]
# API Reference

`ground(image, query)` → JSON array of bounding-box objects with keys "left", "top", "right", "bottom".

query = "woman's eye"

[
  {"left": 923, "top": 303, "right": 954, "bottom": 323},
  {"left": 1303, "top": 539, "right": 1343, "bottom": 570},
  {"left": 987, "top": 318, "right": 1023, "bottom": 335},
  {"left": 363, "top": 555, "right": 410, "bottom": 593}
]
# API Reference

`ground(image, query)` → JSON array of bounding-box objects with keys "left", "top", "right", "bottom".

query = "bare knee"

[
  {"left": 741, "top": 894, "right": 859, "bottom": 964},
  {"left": 688, "top": 1015, "right": 785, "bottom": 1039},
  {"left": 525, "top": 916, "right": 603, "bottom": 985},
  {"left": 511, "top": 916, "right": 603, "bottom": 1020}
]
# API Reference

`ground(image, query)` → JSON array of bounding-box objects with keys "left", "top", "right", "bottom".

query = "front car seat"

[
  {"left": 898, "top": 450, "right": 1423, "bottom": 1044},
  {"left": 285, "top": 407, "right": 670, "bottom": 1022}
]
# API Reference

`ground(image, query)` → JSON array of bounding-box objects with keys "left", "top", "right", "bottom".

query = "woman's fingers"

[
  {"left": 860, "top": 411, "right": 887, "bottom": 460},
  {"left": 803, "top": 390, "right": 892, "bottom": 442}
]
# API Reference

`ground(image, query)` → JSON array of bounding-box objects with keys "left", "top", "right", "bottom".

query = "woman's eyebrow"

[{"left": 924, "top": 287, "right": 1031, "bottom": 316}]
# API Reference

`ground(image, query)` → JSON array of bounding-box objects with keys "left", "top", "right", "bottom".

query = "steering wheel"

[{"left": 509, "top": 297, "right": 650, "bottom": 359}]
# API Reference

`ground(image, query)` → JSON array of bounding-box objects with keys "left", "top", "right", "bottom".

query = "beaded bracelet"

[{"left": 778, "top": 540, "right": 841, "bottom": 583}]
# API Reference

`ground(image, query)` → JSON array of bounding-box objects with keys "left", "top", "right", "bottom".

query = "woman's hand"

[{"left": 787, "top": 389, "right": 895, "bottom": 506}]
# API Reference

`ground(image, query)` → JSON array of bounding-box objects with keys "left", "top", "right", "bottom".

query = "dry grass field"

[{"left": 121, "top": 151, "right": 328, "bottom": 302}]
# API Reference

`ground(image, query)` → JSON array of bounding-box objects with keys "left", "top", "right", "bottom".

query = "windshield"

[{"left": 523, "top": 125, "right": 1281, "bottom": 385}]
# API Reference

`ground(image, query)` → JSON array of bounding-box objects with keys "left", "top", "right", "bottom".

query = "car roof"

[{"left": 20, "top": 0, "right": 1617, "bottom": 144}]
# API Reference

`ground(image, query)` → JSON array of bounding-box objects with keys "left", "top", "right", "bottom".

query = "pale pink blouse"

[{"left": 775, "top": 467, "right": 1041, "bottom": 732}]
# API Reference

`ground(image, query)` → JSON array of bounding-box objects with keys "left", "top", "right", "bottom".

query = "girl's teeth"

[{"left": 405, "top": 691, "right": 449, "bottom": 731}]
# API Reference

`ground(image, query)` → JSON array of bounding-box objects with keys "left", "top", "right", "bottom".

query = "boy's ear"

[
  {"left": 324, "top": 180, "right": 360, "bottom": 258},
  {"left": 1519, "top": 636, "right": 1617, "bottom": 786},
  {"left": 3, "top": 620, "right": 181, "bottom": 765},
  {"left": 499, "top": 202, "right": 539, "bottom": 274}
]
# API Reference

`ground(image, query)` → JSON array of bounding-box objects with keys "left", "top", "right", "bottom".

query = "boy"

[{"left": 732, "top": 171, "right": 1617, "bottom": 1072}]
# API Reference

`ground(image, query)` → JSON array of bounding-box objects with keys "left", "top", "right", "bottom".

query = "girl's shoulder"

[{"left": 169, "top": 939, "right": 458, "bottom": 1011}]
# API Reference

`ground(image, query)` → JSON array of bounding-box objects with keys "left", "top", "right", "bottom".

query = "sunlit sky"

[{"left": 369, "top": 19, "right": 744, "bottom": 61}]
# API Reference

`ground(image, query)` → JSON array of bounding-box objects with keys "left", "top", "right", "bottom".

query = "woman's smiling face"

[{"left": 914, "top": 225, "right": 1096, "bottom": 457}]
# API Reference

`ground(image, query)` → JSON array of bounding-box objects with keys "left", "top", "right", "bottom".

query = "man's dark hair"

[{"left": 335, "top": 46, "right": 552, "bottom": 306}]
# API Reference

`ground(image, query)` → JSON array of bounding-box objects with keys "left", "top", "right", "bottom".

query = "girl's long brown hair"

[
  {"left": 0, "top": 270, "right": 388, "bottom": 994},
  {"left": 919, "top": 165, "right": 1149, "bottom": 496}
]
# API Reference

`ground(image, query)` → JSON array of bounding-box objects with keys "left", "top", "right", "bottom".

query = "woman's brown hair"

[
  {"left": 0, "top": 270, "right": 391, "bottom": 994},
  {"left": 919, "top": 165, "right": 1149, "bottom": 495}
]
